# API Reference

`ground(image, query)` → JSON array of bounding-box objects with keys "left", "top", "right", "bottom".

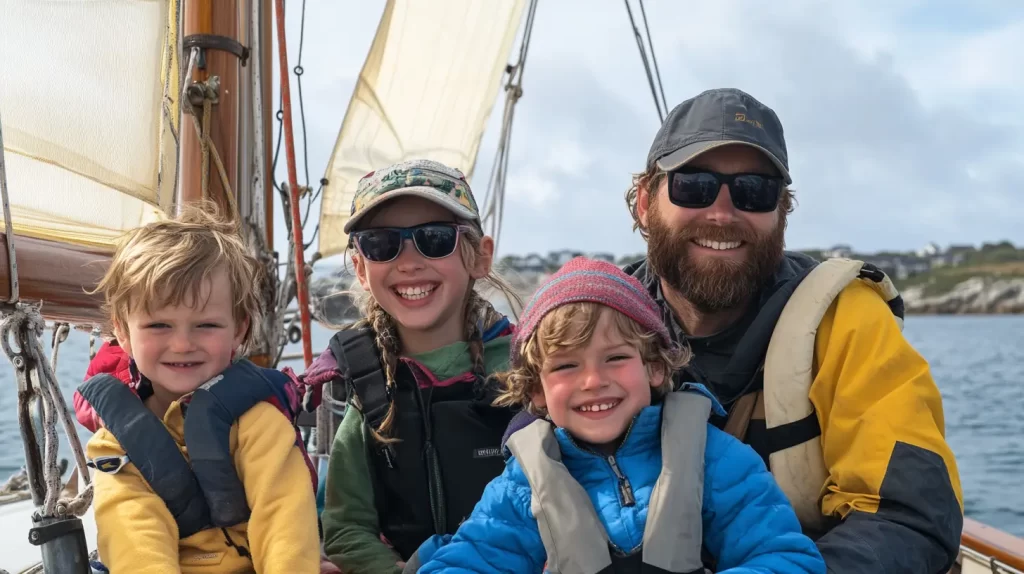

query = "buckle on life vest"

[{"left": 87, "top": 455, "right": 131, "bottom": 474}]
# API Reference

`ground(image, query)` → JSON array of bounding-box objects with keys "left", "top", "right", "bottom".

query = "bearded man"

[{"left": 623, "top": 87, "right": 963, "bottom": 573}]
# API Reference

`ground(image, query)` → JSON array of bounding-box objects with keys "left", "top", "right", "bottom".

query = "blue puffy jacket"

[{"left": 415, "top": 386, "right": 826, "bottom": 574}]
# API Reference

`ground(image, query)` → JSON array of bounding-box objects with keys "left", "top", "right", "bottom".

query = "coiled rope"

[{"left": 0, "top": 307, "right": 93, "bottom": 522}]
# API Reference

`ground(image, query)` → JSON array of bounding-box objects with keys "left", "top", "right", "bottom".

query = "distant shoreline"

[{"left": 309, "top": 274, "right": 1024, "bottom": 325}]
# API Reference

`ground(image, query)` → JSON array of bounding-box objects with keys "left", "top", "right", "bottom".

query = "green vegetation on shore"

[
  {"left": 796, "top": 243, "right": 1024, "bottom": 297},
  {"left": 892, "top": 253, "right": 1024, "bottom": 297}
]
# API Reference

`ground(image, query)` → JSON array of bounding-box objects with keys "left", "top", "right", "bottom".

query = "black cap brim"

[{"left": 655, "top": 140, "right": 793, "bottom": 185}]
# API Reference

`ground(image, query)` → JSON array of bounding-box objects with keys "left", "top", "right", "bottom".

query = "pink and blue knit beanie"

[{"left": 511, "top": 257, "right": 671, "bottom": 365}]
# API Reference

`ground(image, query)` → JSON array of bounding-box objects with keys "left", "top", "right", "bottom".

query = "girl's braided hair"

[{"left": 334, "top": 221, "right": 521, "bottom": 443}]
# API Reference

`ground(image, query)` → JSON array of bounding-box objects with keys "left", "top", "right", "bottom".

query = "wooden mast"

[
  {"left": 177, "top": 0, "right": 279, "bottom": 367},
  {"left": 178, "top": 0, "right": 242, "bottom": 211}
]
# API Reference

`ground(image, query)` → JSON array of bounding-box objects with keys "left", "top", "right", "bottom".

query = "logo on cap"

[{"left": 735, "top": 113, "right": 763, "bottom": 129}]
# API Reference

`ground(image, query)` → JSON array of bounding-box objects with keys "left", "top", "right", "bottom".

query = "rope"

[
  {"left": 623, "top": 0, "right": 668, "bottom": 122},
  {"left": 0, "top": 109, "right": 19, "bottom": 304},
  {"left": 201, "top": 97, "right": 212, "bottom": 197},
  {"left": 320, "top": 381, "right": 347, "bottom": 418},
  {"left": 181, "top": 47, "right": 239, "bottom": 218},
  {"left": 51, "top": 322, "right": 69, "bottom": 380},
  {"left": 479, "top": 0, "right": 540, "bottom": 250},
  {"left": 157, "top": 0, "right": 182, "bottom": 196},
  {"left": 250, "top": 0, "right": 267, "bottom": 222},
  {"left": 0, "top": 304, "right": 93, "bottom": 521}
]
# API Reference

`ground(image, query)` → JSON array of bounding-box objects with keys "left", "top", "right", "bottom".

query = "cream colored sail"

[
  {"left": 0, "top": 0, "right": 178, "bottom": 249},
  {"left": 318, "top": 0, "right": 526, "bottom": 258}
]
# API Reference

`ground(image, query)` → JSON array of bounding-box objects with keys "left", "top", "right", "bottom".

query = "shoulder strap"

[
  {"left": 722, "top": 391, "right": 758, "bottom": 441},
  {"left": 711, "top": 264, "right": 816, "bottom": 404},
  {"left": 183, "top": 358, "right": 284, "bottom": 527},
  {"left": 505, "top": 420, "right": 612, "bottom": 574},
  {"left": 762, "top": 257, "right": 902, "bottom": 532},
  {"left": 329, "top": 328, "right": 391, "bottom": 430},
  {"left": 642, "top": 391, "right": 708, "bottom": 573},
  {"left": 78, "top": 374, "right": 210, "bottom": 538}
]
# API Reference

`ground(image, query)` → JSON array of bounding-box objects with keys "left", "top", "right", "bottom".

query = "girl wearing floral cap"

[{"left": 308, "top": 159, "right": 522, "bottom": 573}]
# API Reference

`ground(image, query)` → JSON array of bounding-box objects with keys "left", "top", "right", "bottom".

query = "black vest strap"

[
  {"left": 712, "top": 264, "right": 817, "bottom": 405},
  {"left": 746, "top": 412, "right": 822, "bottom": 464},
  {"left": 609, "top": 548, "right": 706, "bottom": 573},
  {"left": 78, "top": 374, "right": 210, "bottom": 538},
  {"left": 860, "top": 262, "right": 906, "bottom": 320},
  {"left": 329, "top": 328, "right": 390, "bottom": 429},
  {"left": 184, "top": 359, "right": 285, "bottom": 527}
]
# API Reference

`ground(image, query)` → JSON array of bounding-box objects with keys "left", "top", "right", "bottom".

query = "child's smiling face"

[
  {"left": 532, "top": 306, "right": 666, "bottom": 452},
  {"left": 116, "top": 266, "right": 246, "bottom": 411}
]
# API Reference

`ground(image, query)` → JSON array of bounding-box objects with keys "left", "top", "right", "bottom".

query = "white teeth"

[
  {"left": 694, "top": 238, "right": 741, "bottom": 251},
  {"left": 395, "top": 285, "right": 436, "bottom": 300},
  {"left": 576, "top": 401, "right": 619, "bottom": 412}
]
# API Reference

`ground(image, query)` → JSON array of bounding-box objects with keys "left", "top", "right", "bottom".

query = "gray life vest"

[{"left": 504, "top": 391, "right": 712, "bottom": 574}]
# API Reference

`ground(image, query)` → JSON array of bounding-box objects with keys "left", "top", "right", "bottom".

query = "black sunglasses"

[
  {"left": 351, "top": 222, "right": 466, "bottom": 263},
  {"left": 667, "top": 168, "right": 783, "bottom": 213}
]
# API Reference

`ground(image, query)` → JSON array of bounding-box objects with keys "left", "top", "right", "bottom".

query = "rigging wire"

[
  {"left": 271, "top": 0, "right": 320, "bottom": 219},
  {"left": 295, "top": 0, "right": 312, "bottom": 189},
  {"left": 623, "top": 0, "right": 668, "bottom": 122},
  {"left": 274, "top": 0, "right": 315, "bottom": 367},
  {"left": 272, "top": 104, "right": 284, "bottom": 193},
  {"left": 0, "top": 111, "right": 18, "bottom": 304},
  {"left": 637, "top": 0, "right": 668, "bottom": 115},
  {"left": 479, "top": 0, "right": 540, "bottom": 251},
  {"left": 267, "top": 0, "right": 325, "bottom": 369}
]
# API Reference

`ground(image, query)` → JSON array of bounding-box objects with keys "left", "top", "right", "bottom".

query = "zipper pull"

[
  {"left": 382, "top": 446, "right": 395, "bottom": 469},
  {"left": 606, "top": 455, "right": 636, "bottom": 507}
]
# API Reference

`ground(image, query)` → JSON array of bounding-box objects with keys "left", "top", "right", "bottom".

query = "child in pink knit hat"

[{"left": 412, "top": 256, "right": 825, "bottom": 573}]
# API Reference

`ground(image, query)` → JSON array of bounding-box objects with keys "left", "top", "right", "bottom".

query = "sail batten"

[
  {"left": 0, "top": 0, "right": 177, "bottom": 249},
  {"left": 318, "top": 0, "right": 526, "bottom": 258}
]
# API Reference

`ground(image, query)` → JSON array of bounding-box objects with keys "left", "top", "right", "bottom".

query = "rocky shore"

[{"left": 902, "top": 278, "right": 1024, "bottom": 314}]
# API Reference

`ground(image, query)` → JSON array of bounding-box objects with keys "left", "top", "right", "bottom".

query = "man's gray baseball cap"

[{"left": 646, "top": 88, "right": 792, "bottom": 184}]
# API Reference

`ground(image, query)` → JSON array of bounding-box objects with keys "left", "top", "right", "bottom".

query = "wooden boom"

[{"left": 0, "top": 233, "right": 108, "bottom": 325}]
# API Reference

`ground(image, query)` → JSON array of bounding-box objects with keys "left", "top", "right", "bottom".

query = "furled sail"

[
  {"left": 317, "top": 0, "right": 526, "bottom": 258},
  {"left": 0, "top": 0, "right": 178, "bottom": 249}
]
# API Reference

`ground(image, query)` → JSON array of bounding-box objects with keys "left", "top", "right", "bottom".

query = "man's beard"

[{"left": 647, "top": 200, "right": 786, "bottom": 313}]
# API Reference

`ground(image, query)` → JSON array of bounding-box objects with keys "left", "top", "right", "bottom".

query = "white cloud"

[
  {"left": 508, "top": 169, "right": 560, "bottom": 209},
  {"left": 544, "top": 137, "right": 592, "bottom": 178}
]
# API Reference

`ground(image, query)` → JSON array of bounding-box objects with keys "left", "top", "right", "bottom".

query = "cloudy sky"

[{"left": 269, "top": 0, "right": 1023, "bottom": 264}]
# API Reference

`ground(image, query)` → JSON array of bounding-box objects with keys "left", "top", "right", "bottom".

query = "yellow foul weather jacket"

[
  {"left": 810, "top": 275, "right": 963, "bottom": 572},
  {"left": 627, "top": 253, "right": 964, "bottom": 574},
  {"left": 87, "top": 398, "right": 320, "bottom": 574}
]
